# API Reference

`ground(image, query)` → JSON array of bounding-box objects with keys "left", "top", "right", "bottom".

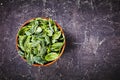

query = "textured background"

[{"left": 0, "top": 0, "right": 120, "bottom": 80}]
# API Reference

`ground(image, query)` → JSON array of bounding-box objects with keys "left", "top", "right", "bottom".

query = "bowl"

[{"left": 16, "top": 17, "right": 66, "bottom": 66}]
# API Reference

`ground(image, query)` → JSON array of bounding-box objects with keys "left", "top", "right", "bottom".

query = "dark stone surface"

[{"left": 0, "top": 0, "right": 120, "bottom": 80}]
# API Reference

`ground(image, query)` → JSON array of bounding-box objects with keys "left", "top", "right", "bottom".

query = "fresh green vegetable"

[
  {"left": 51, "top": 42, "right": 63, "bottom": 51},
  {"left": 45, "top": 52, "right": 59, "bottom": 61},
  {"left": 17, "top": 18, "right": 65, "bottom": 65},
  {"left": 18, "top": 35, "right": 27, "bottom": 51},
  {"left": 18, "top": 50, "right": 24, "bottom": 56},
  {"left": 36, "top": 27, "right": 42, "bottom": 33},
  {"left": 52, "top": 31, "right": 61, "bottom": 40}
]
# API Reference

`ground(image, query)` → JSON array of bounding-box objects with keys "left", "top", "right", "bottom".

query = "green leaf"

[
  {"left": 31, "top": 35, "right": 42, "bottom": 42},
  {"left": 45, "top": 35, "right": 50, "bottom": 45},
  {"left": 52, "top": 42, "right": 63, "bottom": 47},
  {"left": 52, "top": 39, "right": 57, "bottom": 43},
  {"left": 40, "top": 19, "right": 48, "bottom": 29},
  {"left": 36, "top": 27, "right": 42, "bottom": 33},
  {"left": 41, "top": 31, "right": 47, "bottom": 37},
  {"left": 35, "top": 18, "right": 41, "bottom": 21},
  {"left": 18, "top": 35, "right": 27, "bottom": 51},
  {"left": 33, "top": 47, "right": 38, "bottom": 55},
  {"left": 46, "top": 30, "right": 53, "bottom": 36},
  {"left": 51, "top": 48, "right": 60, "bottom": 52},
  {"left": 27, "top": 43, "right": 32, "bottom": 49},
  {"left": 40, "top": 40, "right": 45, "bottom": 47},
  {"left": 37, "top": 47, "right": 46, "bottom": 57},
  {"left": 31, "top": 35, "right": 35, "bottom": 42},
  {"left": 45, "top": 52, "right": 59, "bottom": 61},
  {"left": 49, "top": 19, "right": 54, "bottom": 32},
  {"left": 32, "top": 44, "right": 41, "bottom": 55},
  {"left": 53, "top": 25, "right": 58, "bottom": 32},
  {"left": 25, "top": 31, "right": 32, "bottom": 35},
  {"left": 51, "top": 42, "right": 63, "bottom": 51},
  {"left": 18, "top": 27, "right": 30, "bottom": 35},
  {"left": 34, "top": 56, "right": 47, "bottom": 64},
  {"left": 26, "top": 53, "right": 34, "bottom": 65},
  {"left": 24, "top": 36, "right": 32, "bottom": 54},
  {"left": 37, "top": 44, "right": 41, "bottom": 51},
  {"left": 47, "top": 47, "right": 51, "bottom": 54},
  {"left": 52, "top": 31, "right": 61, "bottom": 40},
  {"left": 24, "top": 36, "right": 31, "bottom": 48},
  {"left": 59, "top": 34, "right": 65, "bottom": 42},
  {"left": 59, "top": 37, "right": 64, "bottom": 41},
  {"left": 18, "top": 50, "right": 24, "bottom": 56},
  {"left": 41, "top": 25, "right": 47, "bottom": 30},
  {"left": 32, "top": 41, "right": 40, "bottom": 47},
  {"left": 29, "top": 20, "right": 39, "bottom": 34}
]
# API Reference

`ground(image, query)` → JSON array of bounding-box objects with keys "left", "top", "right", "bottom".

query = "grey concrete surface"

[{"left": 0, "top": 0, "right": 120, "bottom": 80}]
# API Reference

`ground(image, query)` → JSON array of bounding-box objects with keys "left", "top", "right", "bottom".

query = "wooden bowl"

[{"left": 16, "top": 17, "right": 66, "bottom": 67}]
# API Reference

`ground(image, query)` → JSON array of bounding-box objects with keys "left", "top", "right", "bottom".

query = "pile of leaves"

[{"left": 17, "top": 18, "right": 65, "bottom": 65}]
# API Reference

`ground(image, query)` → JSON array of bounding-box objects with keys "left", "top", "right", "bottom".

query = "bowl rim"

[{"left": 16, "top": 17, "right": 66, "bottom": 67}]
